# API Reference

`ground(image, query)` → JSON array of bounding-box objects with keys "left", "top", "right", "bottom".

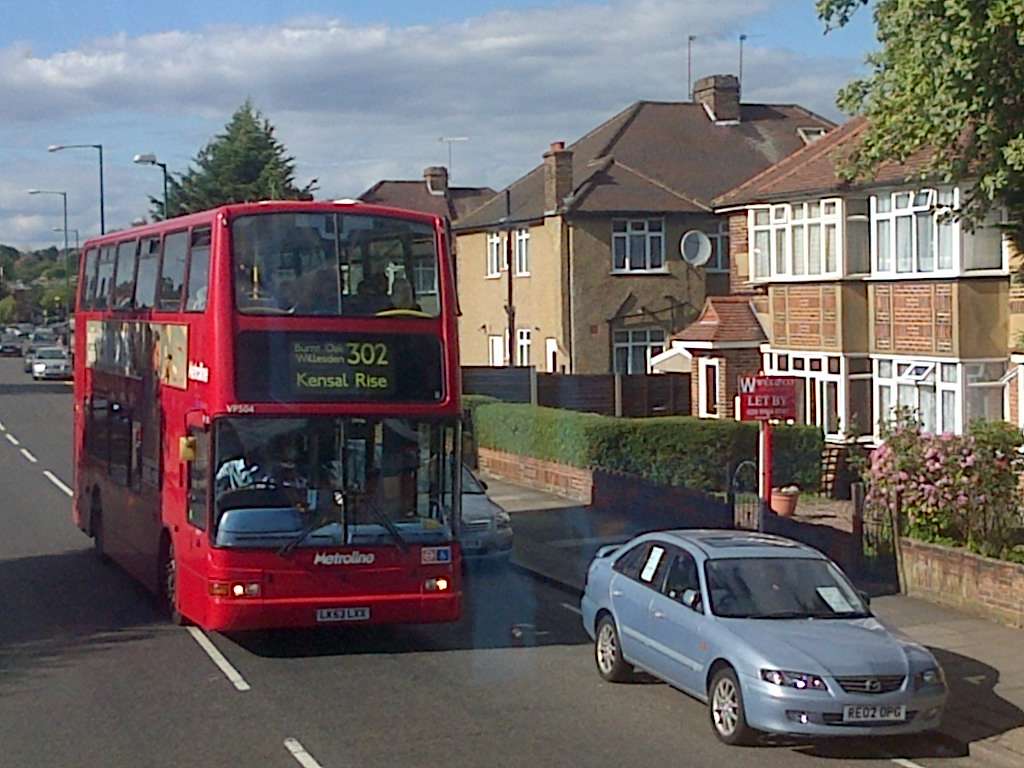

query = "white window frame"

[
  {"left": 764, "top": 350, "right": 846, "bottom": 440},
  {"left": 412, "top": 258, "right": 437, "bottom": 296},
  {"left": 486, "top": 233, "right": 502, "bottom": 278},
  {"left": 706, "top": 220, "right": 731, "bottom": 273},
  {"left": 516, "top": 328, "right": 532, "bottom": 367},
  {"left": 698, "top": 357, "right": 721, "bottom": 418},
  {"left": 612, "top": 327, "right": 666, "bottom": 374},
  {"left": 488, "top": 335, "right": 505, "bottom": 367},
  {"left": 748, "top": 198, "right": 843, "bottom": 282},
  {"left": 872, "top": 355, "right": 1006, "bottom": 440},
  {"left": 514, "top": 228, "right": 530, "bottom": 276},
  {"left": 612, "top": 218, "right": 667, "bottom": 274},
  {"left": 870, "top": 187, "right": 959, "bottom": 278}
]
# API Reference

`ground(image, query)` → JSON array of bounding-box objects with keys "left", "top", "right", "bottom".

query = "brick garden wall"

[
  {"left": 901, "top": 538, "right": 1024, "bottom": 629},
  {"left": 478, "top": 447, "right": 593, "bottom": 504}
]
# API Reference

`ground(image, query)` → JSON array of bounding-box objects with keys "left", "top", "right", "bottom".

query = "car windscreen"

[
  {"left": 35, "top": 349, "right": 66, "bottom": 359},
  {"left": 704, "top": 557, "right": 868, "bottom": 619},
  {"left": 461, "top": 466, "right": 485, "bottom": 494}
]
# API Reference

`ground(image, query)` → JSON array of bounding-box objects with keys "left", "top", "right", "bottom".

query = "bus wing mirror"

[{"left": 179, "top": 436, "right": 197, "bottom": 462}]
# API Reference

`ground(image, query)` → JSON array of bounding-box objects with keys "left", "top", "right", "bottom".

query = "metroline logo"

[{"left": 313, "top": 551, "right": 375, "bottom": 566}]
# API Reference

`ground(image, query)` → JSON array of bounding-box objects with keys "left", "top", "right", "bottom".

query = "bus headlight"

[
  {"left": 424, "top": 577, "right": 450, "bottom": 592},
  {"left": 209, "top": 581, "right": 261, "bottom": 598}
]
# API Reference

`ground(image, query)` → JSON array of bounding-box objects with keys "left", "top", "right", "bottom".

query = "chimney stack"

[
  {"left": 424, "top": 166, "right": 449, "bottom": 196},
  {"left": 694, "top": 74, "right": 741, "bottom": 123},
  {"left": 543, "top": 141, "right": 573, "bottom": 213}
]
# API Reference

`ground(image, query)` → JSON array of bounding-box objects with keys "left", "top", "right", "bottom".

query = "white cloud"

[{"left": 0, "top": 0, "right": 861, "bottom": 247}]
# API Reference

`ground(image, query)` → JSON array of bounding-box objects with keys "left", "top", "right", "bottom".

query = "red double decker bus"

[{"left": 73, "top": 201, "right": 463, "bottom": 631}]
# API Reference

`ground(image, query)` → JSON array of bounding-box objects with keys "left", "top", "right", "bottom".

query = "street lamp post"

[
  {"left": 53, "top": 227, "right": 80, "bottom": 310},
  {"left": 48, "top": 143, "right": 104, "bottom": 234},
  {"left": 28, "top": 189, "right": 70, "bottom": 299},
  {"left": 133, "top": 153, "right": 170, "bottom": 218}
]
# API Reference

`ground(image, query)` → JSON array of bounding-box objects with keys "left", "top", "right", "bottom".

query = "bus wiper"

[
  {"left": 278, "top": 511, "right": 331, "bottom": 556},
  {"left": 277, "top": 488, "right": 337, "bottom": 557},
  {"left": 360, "top": 495, "right": 408, "bottom": 552}
]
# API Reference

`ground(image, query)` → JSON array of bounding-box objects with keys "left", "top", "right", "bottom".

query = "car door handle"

[
  {"left": 652, "top": 610, "right": 666, "bottom": 619},
  {"left": 611, "top": 589, "right": 623, "bottom": 597}
]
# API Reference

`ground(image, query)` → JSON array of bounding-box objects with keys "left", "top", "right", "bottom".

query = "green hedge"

[{"left": 472, "top": 403, "right": 822, "bottom": 493}]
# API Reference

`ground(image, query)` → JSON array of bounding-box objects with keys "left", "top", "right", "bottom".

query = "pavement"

[
  {"left": 485, "top": 474, "right": 1024, "bottom": 768},
  {"left": 0, "top": 352, "right": 1019, "bottom": 768}
]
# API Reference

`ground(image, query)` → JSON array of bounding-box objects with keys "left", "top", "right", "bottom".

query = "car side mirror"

[
  {"left": 479, "top": 479, "right": 488, "bottom": 491},
  {"left": 858, "top": 589, "right": 872, "bottom": 609}
]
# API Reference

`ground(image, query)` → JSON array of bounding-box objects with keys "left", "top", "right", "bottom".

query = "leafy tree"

[
  {"left": 818, "top": 0, "right": 1024, "bottom": 243},
  {"left": 153, "top": 100, "right": 314, "bottom": 219},
  {"left": 0, "top": 296, "right": 15, "bottom": 324}
]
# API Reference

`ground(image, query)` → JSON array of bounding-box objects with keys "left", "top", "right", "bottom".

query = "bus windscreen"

[{"left": 232, "top": 212, "right": 440, "bottom": 318}]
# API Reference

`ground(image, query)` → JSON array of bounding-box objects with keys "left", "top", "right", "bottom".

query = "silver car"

[
  {"left": 31, "top": 346, "right": 72, "bottom": 380},
  {"left": 459, "top": 467, "right": 513, "bottom": 561},
  {"left": 581, "top": 530, "right": 947, "bottom": 745}
]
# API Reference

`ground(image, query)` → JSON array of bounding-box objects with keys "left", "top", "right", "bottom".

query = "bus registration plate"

[{"left": 316, "top": 607, "right": 370, "bottom": 623}]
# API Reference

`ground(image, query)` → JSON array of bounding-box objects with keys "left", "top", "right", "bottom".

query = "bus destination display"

[
  {"left": 235, "top": 332, "right": 444, "bottom": 403},
  {"left": 291, "top": 340, "right": 394, "bottom": 396}
]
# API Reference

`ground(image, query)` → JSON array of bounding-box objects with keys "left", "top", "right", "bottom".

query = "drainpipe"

[
  {"left": 504, "top": 189, "right": 516, "bottom": 366},
  {"left": 567, "top": 222, "right": 576, "bottom": 373}
]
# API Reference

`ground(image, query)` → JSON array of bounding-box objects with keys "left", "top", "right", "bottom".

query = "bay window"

[
  {"left": 873, "top": 356, "right": 1006, "bottom": 438},
  {"left": 749, "top": 198, "right": 842, "bottom": 280},
  {"left": 871, "top": 189, "right": 958, "bottom": 276}
]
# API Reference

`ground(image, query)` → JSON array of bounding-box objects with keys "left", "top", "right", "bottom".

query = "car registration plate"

[
  {"left": 462, "top": 539, "right": 482, "bottom": 551},
  {"left": 316, "top": 607, "right": 370, "bottom": 623},
  {"left": 842, "top": 704, "right": 907, "bottom": 723}
]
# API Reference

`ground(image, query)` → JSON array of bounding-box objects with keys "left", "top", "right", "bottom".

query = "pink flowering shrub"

[{"left": 866, "top": 410, "right": 1024, "bottom": 560}]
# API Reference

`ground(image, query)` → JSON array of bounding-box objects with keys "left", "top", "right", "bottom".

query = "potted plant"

[{"left": 770, "top": 485, "right": 800, "bottom": 517}]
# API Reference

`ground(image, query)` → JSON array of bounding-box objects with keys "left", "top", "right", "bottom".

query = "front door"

[
  {"left": 176, "top": 421, "right": 211, "bottom": 624},
  {"left": 646, "top": 548, "right": 708, "bottom": 694}
]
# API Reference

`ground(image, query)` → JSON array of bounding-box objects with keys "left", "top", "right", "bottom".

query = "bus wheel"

[
  {"left": 160, "top": 537, "right": 186, "bottom": 626},
  {"left": 92, "top": 496, "right": 109, "bottom": 563}
]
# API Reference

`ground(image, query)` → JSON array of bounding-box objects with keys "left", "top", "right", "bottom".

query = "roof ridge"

[
  {"left": 614, "top": 160, "right": 712, "bottom": 212},
  {"left": 592, "top": 102, "right": 644, "bottom": 158}
]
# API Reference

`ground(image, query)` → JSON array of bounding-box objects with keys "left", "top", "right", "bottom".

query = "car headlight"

[
  {"left": 914, "top": 667, "right": 945, "bottom": 689},
  {"left": 761, "top": 669, "right": 828, "bottom": 691},
  {"left": 495, "top": 512, "right": 512, "bottom": 529}
]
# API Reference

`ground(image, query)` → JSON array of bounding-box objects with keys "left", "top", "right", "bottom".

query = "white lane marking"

[
  {"left": 5, "top": 433, "right": 20, "bottom": 446},
  {"left": 284, "top": 738, "right": 324, "bottom": 768},
  {"left": 890, "top": 759, "right": 927, "bottom": 768},
  {"left": 560, "top": 602, "right": 583, "bottom": 616},
  {"left": 186, "top": 626, "right": 251, "bottom": 692},
  {"left": 20, "top": 448, "right": 38, "bottom": 463},
  {"left": 0, "top": 420, "right": 5, "bottom": 430},
  {"left": 43, "top": 470, "right": 73, "bottom": 497}
]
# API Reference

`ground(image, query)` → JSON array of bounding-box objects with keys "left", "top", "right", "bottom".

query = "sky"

[{"left": 0, "top": 0, "right": 877, "bottom": 249}]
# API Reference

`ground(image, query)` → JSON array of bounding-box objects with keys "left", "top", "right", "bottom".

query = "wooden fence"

[{"left": 463, "top": 366, "right": 690, "bottom": 417}]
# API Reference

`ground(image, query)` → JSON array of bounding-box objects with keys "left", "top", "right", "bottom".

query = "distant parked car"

[
  {"left": 0, "top": 336, "right": 20, "bottom": 357},
  {"left": 32, "top": 347, "right": 72, "bottom": 380},
  {"left": 459, "top": 466, "right": 513, "bottom": 562},
  {"left": 581, "top": 530, "right": 947, "bottom": 745}
]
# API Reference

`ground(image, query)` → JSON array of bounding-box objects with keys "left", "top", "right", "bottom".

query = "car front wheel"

[
  {"left": 594, "top": 614, "right": 633, "bottom": 683},
  {"left": 709, "top": 667, "right": 757, "bottom": 745}
]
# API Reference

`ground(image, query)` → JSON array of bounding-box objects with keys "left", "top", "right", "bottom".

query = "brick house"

[
  {"left": 451, "top": 75, "right": 834, "bottom": 374},
  {"left": 707, "top": 116, "right": 1014, "bottom": 443}
]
